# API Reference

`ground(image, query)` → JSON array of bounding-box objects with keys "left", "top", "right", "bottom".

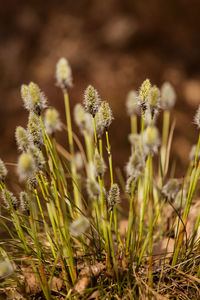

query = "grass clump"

[{"left": 0, "top": 62, "right": 199, "bottom": 299}]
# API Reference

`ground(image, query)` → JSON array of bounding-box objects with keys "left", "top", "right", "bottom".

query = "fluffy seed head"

[
  {"left": 0, "top": 261, "right": 14, "bottom": 279},
  {"left": 94, "top": 149, "right": 106, "bottom": 177},
  {"left": 143, "top": 107, "right": 157, "bottom": 126},
  {"left": 126, "top": 149, "right": 145, "bottom": 178},
  {"left": 17, "top": 152, "right": 36, "bottom": 180},
  {"left": 84, "top": 85, "right": 101, "bottom": 117},
  {"left": 74, "top": 103, "right": 86, "bottom": 126},
  {"left": 143, "top": 126, "right": 160, "bottom": 155},
  {"left": 69, "top": 216, "right": 90, "bottom": 237},
  {"left": 21, "top": 83, "right": 46, "bottom": 115},
  {"left": 194, "top": 105, "right": 200, "bottom": 129},
  {"left": 162, "top": 178, "right": 179, "bottom": 200},
  {"left": 125, "top": 176, "right": 135, "bottom": 195},
  {"left": 149, "top": 85, "right": 160, "bottom": 107},
  {"left": 28, "top": 82, "right": 47, "bottom": 115},
  {"left": 74, "top": 104, "right": 93, "bottom": 135},
  {"left": 128, "top": 134, "right": 141, "bottom": 149},
  {"left": 149, "top": 85, "right": 160, "bottom": 119},
  {"left": 138, "top": 79, "right": 151, "bottom": 111},
  {"left": 86, "top": 178, "right": 100, "bottom": 199},
  {"left": 28, "top": 145, "right": 44, "bottom": 171},
  {"left": 56, "top": 58, "right": 72, "bottom": 90},
  {"left": 160, "top": 82, "right": 176, "bottom": 110},
  {"left": 15, "top": 126, "right": 31, "bottom": 152},
  {"left": 126, "top": 91, "right": 139, "bottom": 116},
  {"left": 1, "top": 189, "right": 18, "bottom": 210},
  {"left": 95, "top": 110, "right": 105, "bottom": 138},
  {"left": 20, "top": 191, "right": 30, "bottom": 214},
  {"left": 0, "top": 159, "right": 8, "bottom": 181},
  {"left": 108, "top": 183, "right": 120, "bottom": 211},
  {"left": 21, "top": 84, "right": 29, "bottom": 109},
  {"left": 174, "top": 190, "right": 187, "bottom": 209},
  {"left": 98, "top": 101, "right": 113, "bottom": 130},
  {"left": 27, "top": 112, "right": 43, "bottom": 148},
  {"left": 44, "top": 107, "right": 61, "bottom": 135},
  {"left": 29, "top": 82, "right": 40, "bottom": 104}
]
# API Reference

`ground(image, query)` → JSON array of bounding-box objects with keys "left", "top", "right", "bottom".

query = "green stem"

[
  {"left": 98, "top": 175, "right": 110, "bottom": 262},
  {"left": 148, "top": 155, "right": 153, "bottom": 291},
  {"left": 64, "top": 91, "right": 81, "bottom": 209},
  {"left": 138, "top": 177, "right": 148, "bottom": 247},
  {"left": 140, "top": 117, "right": 145, "bottom": 149},
  {"left": 83, "top": 130, "right": 93, "bottom": 163},
  {"left": 34, "top": 188, "right": 45, "bottom": 221},
  {"left": 98, "top": 176, "right": 106, "bottom": 221},
  {"left": 99, "top": 138, "right": 103, "bottom": 158},
  {"left": 105, "top": 130, "right": 120, "bottom": 249},
  {"left": 39, "top": 116, "right": 58, "bottom": 171},
  {"left": 162, "top": 110, "right": 170, "bottom": 147},
  {"left": 93, "top": 116, "right": 98, "bottom": 146},
  {"left": 64, "top": 92, "right": 74, "bottom": 155},
  {"left": 126, "top": 182, "right": 135, "bottom": 253},
  {"left": 161, "top": 110, "right": 170, "bottom": 173},
  {"left": 105, "top": 130, "right": 114, "bottom": 185},
  {"left": 108, "top": 211, "right": 119, "bottom": 281},
  {"left": 194, "top": 132, "right": 200, "bottom": 167},
  {"left": 189, "top": 207, "right": 200, "bottom": 249}
]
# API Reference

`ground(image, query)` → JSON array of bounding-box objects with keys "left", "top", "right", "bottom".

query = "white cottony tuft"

[
  {"left": 56, "top": 58, "right": 73, "bottom": 90},
  {"left": 69, "top": 216, "right": 90, "bottom": 237}
]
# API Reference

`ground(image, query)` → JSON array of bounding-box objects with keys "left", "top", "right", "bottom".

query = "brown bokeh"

[{"left": 1, "top": 0, "right": 200, "bottom": 180}]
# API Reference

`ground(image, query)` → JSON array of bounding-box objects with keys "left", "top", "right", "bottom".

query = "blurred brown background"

[{"left": 1, "top": 0, "right": 200, "bottom": 177}]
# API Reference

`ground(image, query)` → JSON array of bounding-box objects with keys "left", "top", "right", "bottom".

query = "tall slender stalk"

[
  {"left": 93, "top": 116, "right": 98, "bottom": 146},
  {"left": 63, "top": 91, "right": 81, "bottom": 210},
  {"left": 105, "top": 130, "right": 113, "bottom": 185},
  {"left": 105, "top": 130, "right": 119, "bottom": 243},
  {"left": 138, "top": 176, "right": 148, "bottom": 248},
  {"left": 83, "top": 130, "right": 93, "bottom": 163},
  {"left": 98, "top": 175, "right": 110, "bottom": 266},
  {"left": 126, "top": 181, "right": 135, "bottom": 253},
  {"left": 99, "top": 138, "right": 103, "bottom": 158},
  {"left": 140, "top": 117, "right": 145, "bottom": 149},
  {"left": 161, "top": 110, "right": 170, "bottom": 173},
  {"left": 148, "top": 154, "right": 153, "bottom": 292},
  {"left": 194, "top": 132, "right": 200, "bottom": 167}
]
